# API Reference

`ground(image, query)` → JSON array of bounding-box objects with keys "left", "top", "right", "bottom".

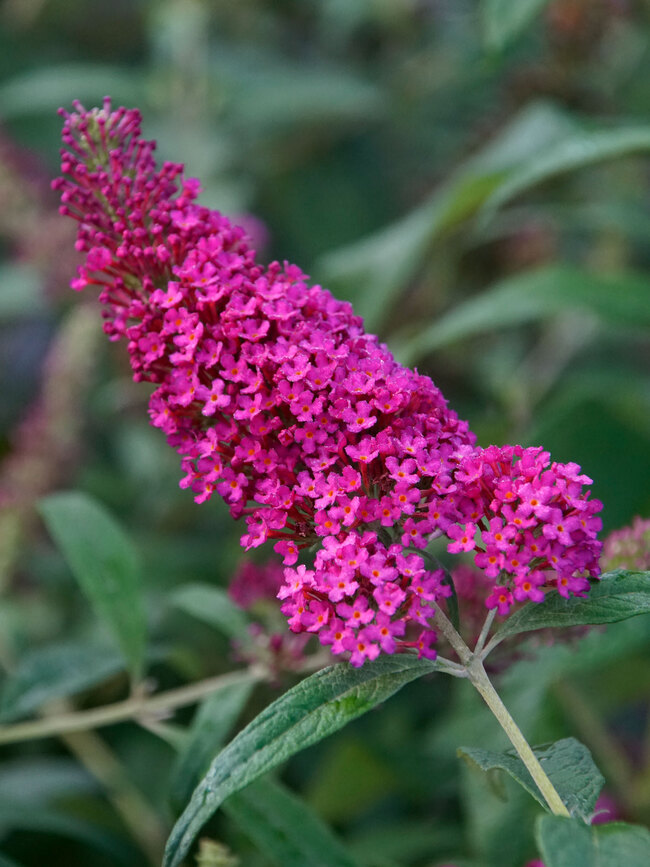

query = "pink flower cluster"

[
  {"left": 448, "top": 445, "right": 602, "bottom": 616},
  {"left": 54, "top": 100, "right": 602, "bottom": 667}
]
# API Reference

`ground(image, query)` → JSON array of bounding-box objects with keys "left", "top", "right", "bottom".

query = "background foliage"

[{"left": 1, "top": 1, "right": 650, "bottom": 865}]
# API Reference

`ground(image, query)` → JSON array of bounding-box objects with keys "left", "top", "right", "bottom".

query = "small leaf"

[
  {"left": 481, "top": 126, "right": 650, "bottom": 221},
  {"left": 170, "top": 678, "right": 255, "bottom": 809},
  {"left": 0, "top": 641, "right": 125, "bottom": 723},
  {"left": 168, "top": 583, "right": 250, "bottom": 640},
  {"left": 493, "top": 570, "right": 650, "bottom": 642},
  {"left": 536, "top": 816, "right": 650, "bottom": 867},
  {"left": 458, "top": 737, "right": 604, "bottom": 820},
  {"left": 399, "top": 266, "right": 650, "bottom": 363},
  {"left": 39, "top": 492, "right": 147, "bottom": 680},
  {"left": 482, "top": 0, "right": 552, "bottom": 51},
  {"left": 163, "top": 655, "right": 439, "bottom": 867},
  {"left": 225, "top": 776, "right": 361, "bottom": 867}
]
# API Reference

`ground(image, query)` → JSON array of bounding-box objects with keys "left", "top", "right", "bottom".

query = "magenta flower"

[{"left": 54, "top": 100, "right": 603, "bottom": 667}]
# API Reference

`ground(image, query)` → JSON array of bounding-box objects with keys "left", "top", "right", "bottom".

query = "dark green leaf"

[
  {"left": 399, "top": 266, "right": 650, "bottom": 363},
  {"left": 0, "top": 854, "right": 25, "bottom": 867},
  {"left": 39, "top": 492, "right": 147, "bottom": 680},
  {"left": 225, "top": 777, "right": 361, "bottom": 867},
  {"left": 0, "top": 641, "right": 124, "bottom": 723},
  {"left": 0, "top": 801, "right": 135, "bottom": 865},
  {"left": 168, "top": 583, "right": 250, "bottom": 640},
  {"left": 536, "top": 816, "right": 650, "bottom": 867},
  {"left": 317, "top": 103, "right": 577, "bottom": 331},
  {"left": 482, "top": 0, "right": 551, "bottom": 50},
  {"left": 170, "top": 678, "right": 255, "bottom": 809},
  {"left": 458, "top": 737, "right": 604, "bottom": 820},
  {"left": 493, "top": 570, "right": 650, "bottom": 643},
  {"left": 481, "top": 127, "right": 650, "bottom": 221},
  {"left": 163, "top": 655, "right": 439, "bottom": 867}
]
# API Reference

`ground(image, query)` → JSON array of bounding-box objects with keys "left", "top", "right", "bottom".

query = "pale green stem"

[
  {"left": 0, "top": 667, "right": 266, "bottom": 746},
  {"left": 474, "top": 608, "right": 497, "bottom": 657},
  {"left": 430, "top": 604, "right": 571, "bottom": 818}
]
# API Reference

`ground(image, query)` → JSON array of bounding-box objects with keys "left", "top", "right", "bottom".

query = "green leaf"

[
  {"left": 493, "top": 570, "right": 650, "bottom": 643},
  {"left": 224, "top": 777, "right": 361, "bottom": 867},
  {"left": 482, "top": 0, "right": 552, "bottom": 51},
  {"left": 317, "top": 102, "right": 577, "bottom": 331},
  {"left": 0, "top": 801, "right": 136, "bottom": 864},
  {"left": 0, "top": 641, "right": 124, "bottom": 723},
  {"left": 0, "top": 64, "right": 143, "bottom": 118},
  {"left": 168, "top": 583, "right": 250, "bottom": 640},
  {"left": 458, "top": 737, "right": 604, "bottom": 820},
  {"left": 163, "top": 655, "right": 439, "bottom": 867},
  {"left": 399, "top": 265, "right": 650, "bottom": 363},
  {"left": 536, "top": 816, "right": 650, "bottom": 867},
  {"left": 170, "top": 679, "right": 255, "bottom": 809},
  {"left": 481, "top": 126, "right": 650, "bottom": 221},
  {"left": 0, "top": 855, "right": 25, "bottom": 867},
  {"left": 39, "top": 492, "right": 147, "bottom": 680}
]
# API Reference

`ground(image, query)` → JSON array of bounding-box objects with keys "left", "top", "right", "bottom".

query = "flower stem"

[
  {"left": 431, "top": 604, "right": 570, "bottom": 818},
  {"left": 0, "top": 667, "right": 265, "bottom": 746}
]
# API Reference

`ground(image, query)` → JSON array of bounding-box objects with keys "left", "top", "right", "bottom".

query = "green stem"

[
  {"left": 0, "top": 667, "right": 265, "bottom": 746},
  {"left": 430, "top": 604, "right": 570, "bottom": 818},
  {"left": 474, "top": 608, "right": 497, "bottom": 657},
  {"left": 466, "top": 657, "right": 570, "bottom": 817}
]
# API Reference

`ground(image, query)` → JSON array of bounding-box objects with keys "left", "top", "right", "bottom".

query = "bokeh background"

[{"left": 1, "top": 2, "right": 650, "bottom": 866}]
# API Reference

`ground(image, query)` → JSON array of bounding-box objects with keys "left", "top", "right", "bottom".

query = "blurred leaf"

[
  {"left": 209, "top": 46, "right": 385, "bottom": 136},
  {"left": 492, "top": 571, "right": 650, "bottom": 643},
  {"left": 0, "top": 264, "right": 43, "bottom": 319},
  {"left": 347, "top": 819, "right": 463, "bottom": 867},
  {"left": 317, "top": 103, "right": 578, "bottom": 330},
  {"left": 482, "top": 0, "right": 552, "bottom": 51},
  {"left": 458, "top": 737, "right": 604, "bottom": 820},
  {"left": 168, "top": 583, "right": 250, "bottom": 640},
  {"left": 0, "top": 757, "right": 95, "bottom": 802},
  {"left": 39, "top": 492, "right": 146, "bottom": 680},
  {"left": 225, "top": 776, "right": 361, "bottom": 867},
  {"left": 163, "top": 656, "right": 440, "bottom": 867},
  {"left": 399, "top": 265, "right": 650, "bottom": 363},
  {"left": 170, "top": 678, "right": 255, "bottom": 809},
  {"left": 0, "top": 801, "right": 135, "bottom": 864},
  {"left": 536, "top": 816, "right": 650, "bottom": 867},
  {"left": 481, "top": 126, "right": 650, "bottom": 221},
  {"left": 0, "top": 641, "right": 124, "bottom": 723},
  {"left": 306, "top": 737, "right": 394, "bottom": 823},
  {"left": 460, "top": 753, "right": 540, "bottom": 867},
  {"left": 0, "top": 65, "right": 144, "bottom": 118},
  {"left": 0, "top": 854, "right": 24, "bottom": 867}
]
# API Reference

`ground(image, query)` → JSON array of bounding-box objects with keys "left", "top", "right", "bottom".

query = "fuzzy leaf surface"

[
  {"left": 493, "top": 570, "right": 650, "bottom": 642},
  {"left": 458, "top": 737, "right": 604, "bottom": 820},
  {"left": 536, "top": 816, "right": 650, "bottom": 866},
  {"left": 164, "top": 655, "right": 439, "bottom": 867}
]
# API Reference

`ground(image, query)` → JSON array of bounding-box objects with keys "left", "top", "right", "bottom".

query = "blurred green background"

[{"left": 1, "top": 2, "right": 650, "bottom": 866}]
